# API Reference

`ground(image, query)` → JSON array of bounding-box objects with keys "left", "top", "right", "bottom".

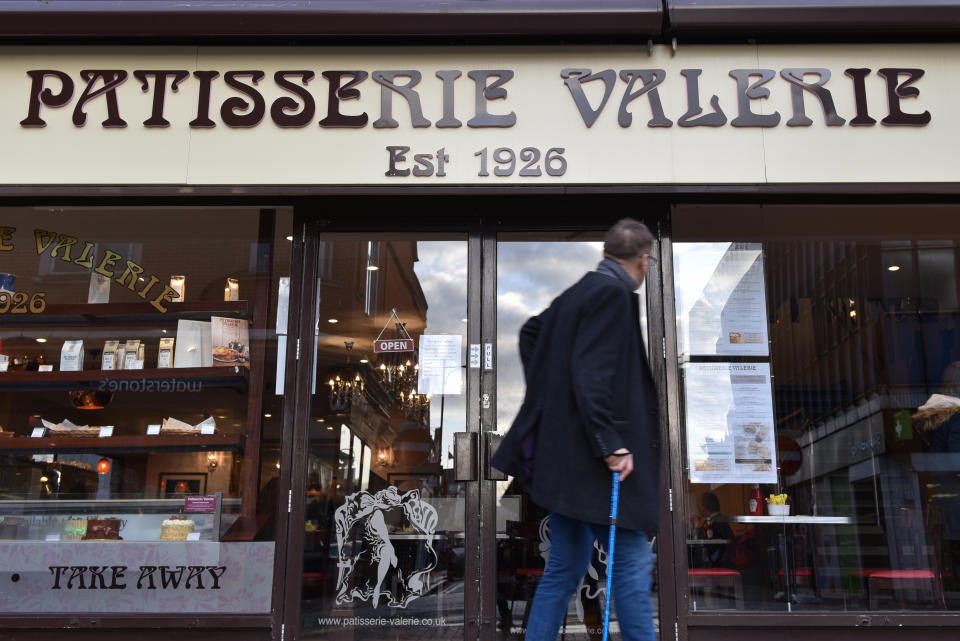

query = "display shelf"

[
  {"left": 0, "top": 433, "right": 244, "bottom": 454},
  {"left": 0, "top": 497, "right": 242, "bottom": 513},
  {"left": 0, "top": 300, "right": 250, "bottom": 328},
  {"left": 0, "top": 366, "right": 249, "bottom": 391}
]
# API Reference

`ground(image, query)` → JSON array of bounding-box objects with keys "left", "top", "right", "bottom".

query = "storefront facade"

[{"left": 2, "top": 2, "right": 960, "bottom": 640}]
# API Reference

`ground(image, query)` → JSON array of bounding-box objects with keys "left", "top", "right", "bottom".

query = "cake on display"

[
  {"left": 160, "top": 516, "right": 195, "bottom": 541},
  {"left": 63, "top": 517, "right": 88, "bottom": 541},
  {"left": 82, "top": 518, "right": 123, "bottom": 540}
]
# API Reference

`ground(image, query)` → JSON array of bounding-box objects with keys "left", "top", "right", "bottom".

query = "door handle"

[
  {"left": 453, "top": 432, "right": 479, "bottom": 481},
  {"left": 485, "top": 432, "right": 507, "bottom": 481}
]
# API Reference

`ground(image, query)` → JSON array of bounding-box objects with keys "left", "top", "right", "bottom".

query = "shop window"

[
  {"left": 674, "top": 204, "right": 960, "bottom": 612},
  {"left": 0, "top": 206, "right": 292, "bottom": 615}
]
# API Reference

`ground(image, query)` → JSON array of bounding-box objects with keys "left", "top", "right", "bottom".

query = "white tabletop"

[{"left": 727, "top": 515, "right": 851, "bottom": 525}]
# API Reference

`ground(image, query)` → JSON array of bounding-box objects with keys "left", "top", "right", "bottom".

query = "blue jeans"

[{"left": 525, "top": 512, "right": 655, "bottom": 641}]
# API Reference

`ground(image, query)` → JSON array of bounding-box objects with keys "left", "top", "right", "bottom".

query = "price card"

[
  {"left": 185, "top": 496, "right": 217, "bottom": 513},
  {"left": 200, "top": 424, "right": 216, "bottom": 435},
  {"left": 31, "top": 427, "right": 46, "bottom": 438},
  {"left": 98, "top": 426, "right": 114, "bottom": 437},
  {"left": 45, "top": 534, "right": 61, "bottom": 542},
  {"left": 38, "top": 364, "right": 53, "bottom": 372},
  {"left": 146, "top": 424, "right": 161, "bottom": 435},
  {"left": 186, "top": 532, "right": 201, "bottom": 541}
]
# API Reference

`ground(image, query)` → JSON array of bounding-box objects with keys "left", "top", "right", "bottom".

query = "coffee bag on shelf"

[
  {"left": 60, "top": 340, "right": 84, "bottom": 372},
  {"left": 123, "top": 340, "right": 142, "bottom": 370},
  {"left": 157, "top": 337, "right": 175, "bottom": 368},
  {"left": 102, "top": 340, "right": 119, "bottom": 370}
]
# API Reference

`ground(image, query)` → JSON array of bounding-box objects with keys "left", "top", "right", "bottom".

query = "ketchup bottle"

[{"left": 749, "top": 485, "right": 763, "bottom": 516}]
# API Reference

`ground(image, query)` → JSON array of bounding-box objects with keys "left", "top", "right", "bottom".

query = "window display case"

[{"left": 0, "top": 206, "right": 291, "bottom": 614}]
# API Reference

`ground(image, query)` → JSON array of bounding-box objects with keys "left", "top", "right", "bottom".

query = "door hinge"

[
  {"left": 674, "top": 619, "right": 679, "bottom": 641},
  {"left": 662, "top": 336, "right": 666, "bottom": 360},
  {"left": 280, "top": 622, "right": 286, "bottom": 641},
  {"left": 668, "top": 487, "right": 674, "bottom": 512},
  {"left": 288, "top": 490, "right": 293, "bottom": 513},
  {"left": 295, "top": 338, "right": 301, "bottom": 361}
]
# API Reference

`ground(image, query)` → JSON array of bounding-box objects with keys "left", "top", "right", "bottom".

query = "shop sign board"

[
  {"left": 0, "top": 44, "right": 953, "bottom": 185},
  {"left": 373, "top": 339, "right": 414, "bottom": 353}
]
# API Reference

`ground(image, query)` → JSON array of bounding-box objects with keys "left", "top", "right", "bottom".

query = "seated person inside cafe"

[{"left": 689, "top": 492, "right": 735, "bottom": 568}]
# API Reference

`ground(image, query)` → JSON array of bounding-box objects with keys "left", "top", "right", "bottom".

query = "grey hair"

[{"left": 603, "top": 218, "right": 653, "bottom": 260}]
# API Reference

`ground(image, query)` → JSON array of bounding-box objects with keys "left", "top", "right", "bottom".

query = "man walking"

[{"left": 492, "top": 219, "right": 660, "bottom": 641}]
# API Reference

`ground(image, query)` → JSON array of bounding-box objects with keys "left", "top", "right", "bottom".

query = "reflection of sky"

[
  {"left": 496, "top": 242, "right": 604, "bottom": 430},
  {"left": 415, "top": 240, "right": 648, "bottom": 465},
  {"left": 414, "top": 241, "right": 468, "bottom": 469},
  {"left": 672, "top": 242, "right": 731, "bottom": 357}
]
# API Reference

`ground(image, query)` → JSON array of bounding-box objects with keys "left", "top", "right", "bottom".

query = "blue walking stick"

[{"left": 603, "top": 472, "right": 621, "bottom": 641}]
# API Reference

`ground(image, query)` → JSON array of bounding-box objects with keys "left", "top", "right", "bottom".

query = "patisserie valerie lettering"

[
  {"left": 18, "top": 66, "right": 931, "bottom": 131},
  {"left": 48, "top": 565, "right": 227, "bottom": 590},
  {"left": 0, "top": 226, "right": 177, "bottom": 312}
]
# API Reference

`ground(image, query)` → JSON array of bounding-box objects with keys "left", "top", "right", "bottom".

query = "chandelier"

[
  {"left": 328, "top": 341, "right": 365, "bottom": 412},
  {"left": 400, "top": 388, "right": 431, "bottom": 424},
  {"left": 327, "top": 371, "right": 365, "bottom": 412},
  {"left": 373, "top": 309, "right": 430, "bottom": 422}
]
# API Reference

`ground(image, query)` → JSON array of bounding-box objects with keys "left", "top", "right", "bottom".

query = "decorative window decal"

[{"left": 333, "top": 487, "right": 438, "bottom": 608}]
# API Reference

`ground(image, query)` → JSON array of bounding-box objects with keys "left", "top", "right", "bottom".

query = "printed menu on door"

[
  {"left": 686, "top": 243, "right": 769, "bottom": 357},
  {"left": 684, "top": 362, "right": 777, "bottom": 484}
]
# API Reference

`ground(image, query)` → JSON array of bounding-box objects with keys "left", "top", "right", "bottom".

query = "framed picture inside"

[
  {"left": 159, "top": 472, "right": 207, "bottom": 497},
  {"left": 387, "top": 473, "right": 436, "bottom": 495}
]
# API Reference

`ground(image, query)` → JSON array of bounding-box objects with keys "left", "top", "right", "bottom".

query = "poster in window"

[
  {"left": 686, "top": 243, "right": 769, "bottom": 356},
  {"left": 684, "top": 362, "right": 777, "bottom": 484}
]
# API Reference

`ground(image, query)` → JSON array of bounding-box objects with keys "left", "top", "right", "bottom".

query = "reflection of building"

[
  {"left": 310, "top": 239, "right": 440, "bottom": 501},
  {"left": 767, "top": 238, "right": 960, "bottom": 593},
  {"left": 687, "top": 243, "right": 766, "bottom": 357}
]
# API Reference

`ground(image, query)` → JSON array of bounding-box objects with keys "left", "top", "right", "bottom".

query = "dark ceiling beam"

[
  {"left": 668, "top": 0, "right": 960, "bottom": 38},
  {"left": 0, "top": 1, "right": 663, "bottom": 40}
]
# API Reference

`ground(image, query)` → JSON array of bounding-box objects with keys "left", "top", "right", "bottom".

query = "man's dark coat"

[{"left": 491, "top": 262, "right": 661, "bottom": 532}]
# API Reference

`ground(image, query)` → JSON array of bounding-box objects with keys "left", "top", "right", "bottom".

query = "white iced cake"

[{"left": 160, "top": 517, "right": 195, "bottom": 541}]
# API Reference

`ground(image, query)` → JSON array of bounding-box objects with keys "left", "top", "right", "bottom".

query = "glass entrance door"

[
  {"left": 291, "top": 231, "right": 473, "bottom": 641},
  {"left": 283, "top": 219, "right": 668, "bottom": 641},
  {"left": 488, "top": 230, "right": 662, "bottom": 641}
]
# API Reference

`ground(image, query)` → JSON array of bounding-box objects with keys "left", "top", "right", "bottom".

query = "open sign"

[{"left": 374, "top": 339, "right": 414, "bottom": 353}]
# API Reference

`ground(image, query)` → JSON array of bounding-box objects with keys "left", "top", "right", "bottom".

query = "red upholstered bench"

[
  {"left": 860, "top": 569, "right": 941, "bottom": 609},
  {"left": 688, "top": 568, "right": 743, "bottom": 610}
]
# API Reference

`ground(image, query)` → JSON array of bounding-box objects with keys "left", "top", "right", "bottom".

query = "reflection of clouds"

[
  {"left": 497, "top": 242, "right": 603, "bottom": 429},
  {"left": 673, "top": 243, "right": 731, "bottom": 357},
  {"left": 414, "top": 241, "right": 468, "bottom": 468}
]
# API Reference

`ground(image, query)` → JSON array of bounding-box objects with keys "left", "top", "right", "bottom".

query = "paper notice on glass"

[
  {"left": 418, "top": 335, "right": 463, "bottom": 395},
  {"left": 276, "top": 277, "right": 290, "bottom": 334},
  {"left": 684, "top": 362, "right": 777, "bottom": 484},
  {"left": 686, "top": 243, "right": 769, "bottom": 357}
]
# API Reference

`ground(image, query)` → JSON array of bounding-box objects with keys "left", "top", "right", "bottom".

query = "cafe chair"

[
  {"left": 687, "top": 568, "right": 744, "bottom": 610},
  {"left": 865, "top": 569, "right": 945, "bottom": 610}
]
